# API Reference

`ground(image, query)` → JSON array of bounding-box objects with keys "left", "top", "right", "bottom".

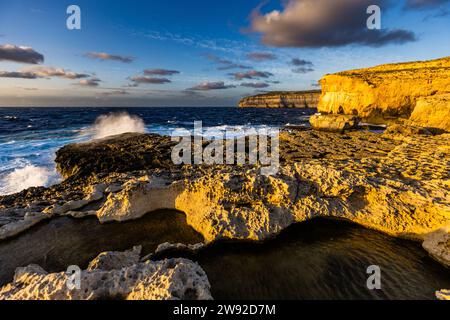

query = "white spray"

[{"left": 91, "top": 112, "right": 146, "bottom": 139}]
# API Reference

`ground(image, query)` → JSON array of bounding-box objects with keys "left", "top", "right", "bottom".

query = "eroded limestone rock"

[
  {"left": 89, "top": 133, "right": 450, "bottom": 244},
  {"left": 0, "top": 248, "right": 212, "bottom": 300},
  {"left": 309, "top": 114, "right": 360, "bottom": 132},
  {"left": 436, "top": 289, "right": 450, "bottom": 300},
  {"left": 87, "top": 246, "right": 142, "bottom": 271},
  {"left": 155, "top": 243, "right": 206, "bottom": 255},
  {"left": 97, "top": 177, "right": 183, "bottom": 223},
  {"left": 318, "top": 56, "right": 450, "bottom": 125},
  {"left": 423, "top": 227, "right": 450, "bottom": 268},
  {"left": 42, "top": 184, "right": 107, "bottom": 216}
]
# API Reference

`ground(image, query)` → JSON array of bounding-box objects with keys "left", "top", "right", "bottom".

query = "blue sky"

[{"left": 0, "top": 0, "right": 449, "bottom": 106}]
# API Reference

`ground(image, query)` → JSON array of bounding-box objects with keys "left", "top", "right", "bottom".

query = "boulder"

[
  {"left": 87, "top": 246, "right": 142, "bottom": 271},
  {"left": 55, "top": 133, "right": 177, "bottom": 180},
  {"left": 0, "top": 248, "right": 212, "bottom": 300},
  {"left": 309, "top": 114, "right": 360, "bottom": 132},
  {"left": 423, "top": 227, "right": 450, "bottom": 268}
]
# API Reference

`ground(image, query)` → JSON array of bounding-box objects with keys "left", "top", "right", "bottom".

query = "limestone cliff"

[
  {"left": 318, "top": 57, "right": 450, "bottom": 128},
  {"left": 239, "top": 90, "right": 321, "bottom": 108}
]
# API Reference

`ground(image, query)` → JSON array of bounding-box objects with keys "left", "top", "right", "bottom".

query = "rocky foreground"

[{"left": 0, "top": 123, "right": 449, "bottom": 299}]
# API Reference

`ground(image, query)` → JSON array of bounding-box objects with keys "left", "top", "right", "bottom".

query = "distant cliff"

[
  {"left": 318, "top": 56, "right": 450, "bottom": 129},
  {"left": 239, "top": 90, "right": 321, "bottom": 108}
]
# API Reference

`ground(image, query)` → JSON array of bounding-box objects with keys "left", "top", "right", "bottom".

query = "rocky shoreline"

[{"left": 0, "top": 124, "right": 449, "bottom": 299}]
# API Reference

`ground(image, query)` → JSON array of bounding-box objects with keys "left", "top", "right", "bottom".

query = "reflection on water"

[
  {"left": 0, "top": 213, "right": 448, "bottom": 300},
  {"left": 159, "top": 219, "right": 450, "bottom": 300}
]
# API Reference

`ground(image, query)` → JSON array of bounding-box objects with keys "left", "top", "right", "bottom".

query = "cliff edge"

[
  {"left": 239, "top": 90, "right": 321, "bottom": 108},
  {"left": 318, "top": 56, "right": 450, "bottom": 129}
]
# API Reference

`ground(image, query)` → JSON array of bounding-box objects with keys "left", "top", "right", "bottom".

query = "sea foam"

[{"left": 0, "top": 165, "right": 60, "bottom": 195}]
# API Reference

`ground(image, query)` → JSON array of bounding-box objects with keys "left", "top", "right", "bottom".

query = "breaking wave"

[
  {"left": 89, "top": 112, "right": 146, "bottom": 139},
  {"left": 0, "top": 165, "right": 61, "bottom": 195}
]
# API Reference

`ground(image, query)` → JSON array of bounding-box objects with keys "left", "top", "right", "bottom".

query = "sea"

[{"left": 0, "top": 107, "right": 314, "bottom": 195}]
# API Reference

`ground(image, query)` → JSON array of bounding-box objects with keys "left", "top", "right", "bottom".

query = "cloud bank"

[
  {"left": 143, "top": 69, "right": 180, "bottom": 76},
  {"left": 205, "top": 54, "right": 251, "bottom": 70},
  {"left": 405, "top": 0, "right": 450, "bottom": 9},
  {"left": 0, "top": 66, "right": 89, "bottom": 79},
  {"left": 290, "top": 58, "right": 315, "bottom": 73},
  {"left": 230, "top": 70, "right": 274, "bottom": 80},
  {"left": 84, "top": 52, "right": 135, "bottom": 63},
  {"left": 101, "top": 89, "right": 130, "bottom": 96},
  {"left": 77, "top": 77, "right": 101, "bottom": 87},
  {"left": 130, "top": 76, "right": 171, "bottom": 84},
  {"left": 240, "top": 82, "right": 270, "bottom": 88},
  {"left": 188, "top": 81, "right": 236, "bottom": 90},
  {"left": 291, "top": 58, "right": 313, "bottom": 66},
  {"left": 0, "top": 71, "right": 38, "bottom": 79},
  {"left": 249, "top": 0, "right": 416, "bottom": 48},
  {"left": 0, "top": 44, "right": 44, "bottom": 64},
  {"left": 247, "top": 52, "right": 277, "bottom": 61},
  {"left": 292, "top": 67, "right": 315, "bottom": 73}
]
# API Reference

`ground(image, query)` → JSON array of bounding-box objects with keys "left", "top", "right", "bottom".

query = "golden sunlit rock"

[{"left": 318, "top": 56, "right": 450, "bottom": 128}]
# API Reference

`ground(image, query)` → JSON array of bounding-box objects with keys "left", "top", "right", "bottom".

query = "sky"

[{"left": 0, "top": 0, "right": 449, "bottom": 107}]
